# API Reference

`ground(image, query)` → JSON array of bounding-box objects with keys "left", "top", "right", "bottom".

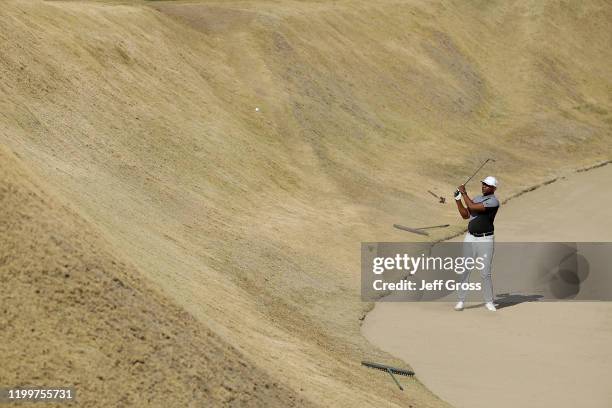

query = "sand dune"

[{"left": 1, "top": 0, "right": 611, "bottom": 406}]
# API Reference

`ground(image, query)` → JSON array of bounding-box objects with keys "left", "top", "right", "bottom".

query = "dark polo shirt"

[{"left": 468, "top": 195, "right": 499, "bottom": 234}]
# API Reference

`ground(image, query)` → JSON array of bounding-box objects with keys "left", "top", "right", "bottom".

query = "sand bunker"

[{"left": 363, "top": 164, "right": 612, "bottom": 408}]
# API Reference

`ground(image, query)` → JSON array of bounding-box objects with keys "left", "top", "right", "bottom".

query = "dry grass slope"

[
  {"left": 1, "top": 0, "right": 610, "bottom": 406},
  {"left": 0, "top": 144, "right": 311, "bottom": 406}
]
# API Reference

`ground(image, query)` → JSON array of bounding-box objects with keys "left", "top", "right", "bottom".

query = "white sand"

[{"left": 362, "top": 164, "right": 612, "bottom": 408}]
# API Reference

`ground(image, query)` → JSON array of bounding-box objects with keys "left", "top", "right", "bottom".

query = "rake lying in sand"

[
  {"left": 393, "top": 223, "right": 450, "bottom": 236},
  {"left": 361, "top": 361, "right": 415, "bottom": 391}
]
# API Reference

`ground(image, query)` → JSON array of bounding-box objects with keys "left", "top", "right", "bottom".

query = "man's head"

[{"left": 481, "top": 176, "right": 498, "bottom": 195}]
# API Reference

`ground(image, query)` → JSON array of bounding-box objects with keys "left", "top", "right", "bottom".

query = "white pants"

[{"left": 458, "top": 233, "right": 495, "bottom": 303}]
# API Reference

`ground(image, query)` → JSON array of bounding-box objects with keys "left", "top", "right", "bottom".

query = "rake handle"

[
  {"left": 392, "top": 224, "right": 429, "bottom": 236},
  {"left": 387, "top": 368, "right": 404, "bottom": 391},
  {"left": 415, "top": 224, "right": 450, "bottom": 230}
]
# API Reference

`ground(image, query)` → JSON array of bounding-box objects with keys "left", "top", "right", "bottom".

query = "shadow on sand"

[
  {"left": 463, "top": 293, "right": 543, "bottom": 310},
  {"left": 493, "top": 293, "right": 544, "bottom": 309}
]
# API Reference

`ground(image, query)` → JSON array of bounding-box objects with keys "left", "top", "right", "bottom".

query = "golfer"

[{"left": 453, "top": 176, "right": 499, "bottom": 311}]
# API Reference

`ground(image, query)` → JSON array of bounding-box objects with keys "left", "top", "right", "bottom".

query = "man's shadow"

[
  {"left": 463, "top": 293, "right": 543, "bottom": 310},
  {"left": 493, "top": 293, "right": 543, "bottom": 309}
]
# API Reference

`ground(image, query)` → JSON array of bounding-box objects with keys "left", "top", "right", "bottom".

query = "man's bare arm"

[{"left": 455, "top": 198, "right": 470, "bottom": 219}]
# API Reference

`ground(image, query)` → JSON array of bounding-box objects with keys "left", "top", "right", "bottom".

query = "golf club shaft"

[{"left": 463, "top": 159, "right": 491, "bottom": 185}]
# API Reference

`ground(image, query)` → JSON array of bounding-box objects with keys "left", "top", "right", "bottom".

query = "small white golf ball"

[{"left": 255, "top": 107, "right": 260, "bottom": 112}]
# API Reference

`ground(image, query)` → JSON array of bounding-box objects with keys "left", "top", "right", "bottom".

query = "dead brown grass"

[
  {"left": 0, "top": 0, "right": 610, "bottom": 406},
  {"left": 0, "top": 144, "right": 312, "bottom": 406}
]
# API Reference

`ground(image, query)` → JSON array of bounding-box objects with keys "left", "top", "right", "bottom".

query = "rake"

[
  {"left": 428, "top": 190, "right": 446, "bottom": 204},
  {"left": 361, "top": 361, "right": 415, "bottom": 391},
  {"left": 393, "top": 223, "right": 450, "bottom": 236}
]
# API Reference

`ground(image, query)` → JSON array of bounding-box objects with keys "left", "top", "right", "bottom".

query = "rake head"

[{"left": 361, "top": 361, "right": 415, "bottom": 377}]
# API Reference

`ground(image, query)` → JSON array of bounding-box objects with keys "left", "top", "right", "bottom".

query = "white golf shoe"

[
  {"left": 485, "top": 302, "right": 497, "bottom": 312},
  {"left": 454, "top": 301, "right": 464, "bottom": 311}
]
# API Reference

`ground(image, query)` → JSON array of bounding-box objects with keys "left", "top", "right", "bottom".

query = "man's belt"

[{"left": 469, "top": 231, "right": 494, "bottom": 237}]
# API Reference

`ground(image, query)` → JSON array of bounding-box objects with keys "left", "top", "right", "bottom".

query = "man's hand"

[
  {"left": 454, "top": 188, "right": 469, "bottom": 219},
  {"left": 459, "top": 184, "right": 487, "bottom": 213}
]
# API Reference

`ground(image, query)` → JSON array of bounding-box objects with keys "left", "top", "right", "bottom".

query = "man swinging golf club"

[{"left": 454, "top": 176, "right": 499, "bottom": 311}]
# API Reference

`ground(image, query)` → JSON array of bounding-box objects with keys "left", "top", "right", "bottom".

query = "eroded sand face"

[{"left": 362, "top": 164, "right": 612, "bottom": 408}]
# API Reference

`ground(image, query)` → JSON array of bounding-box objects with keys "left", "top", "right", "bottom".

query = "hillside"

[
  {"left": 0, "top": 144, "right": 309, "bottom": 407},
  {"left": 1, "top": 0, "right": 610, "bottom": 406}
]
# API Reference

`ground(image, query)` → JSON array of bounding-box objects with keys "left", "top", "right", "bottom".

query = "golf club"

[{"left": 455, "top": 158, "right": 495, "bottom": 196}]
